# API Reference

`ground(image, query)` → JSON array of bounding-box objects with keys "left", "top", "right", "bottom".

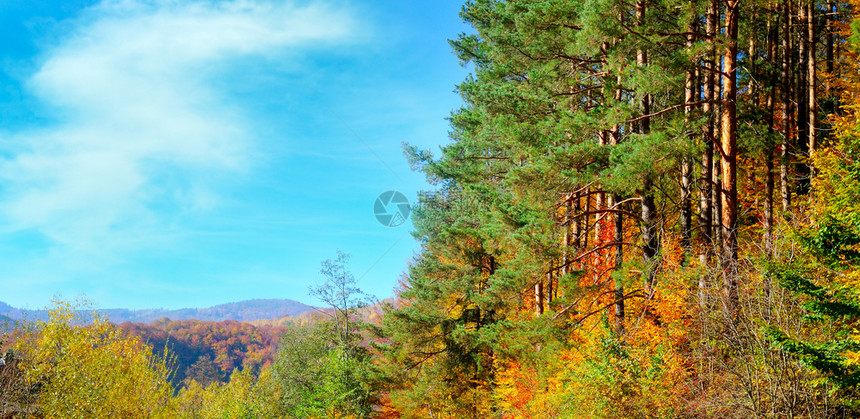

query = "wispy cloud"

[{"left": 0, "top": 0, "right": 357, "bottom": 257}]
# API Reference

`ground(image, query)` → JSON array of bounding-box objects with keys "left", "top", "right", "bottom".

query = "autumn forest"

[{"left": 4, "top": 0, "right": 860, "bottom": 417}]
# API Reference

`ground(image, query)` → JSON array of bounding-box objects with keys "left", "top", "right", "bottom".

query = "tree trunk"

[
  {"left": 595, "top": 129, "right": 607, "bottom": 244},
  {"left": 713, "top": 150, "right": 722, "bottom": 247},
  {"left": 681, "top": 20, "right": 695, "bottom": 255},
  {"left": 611, "top": 73, "right": 624, "bottom": 335},
  {"left": 562, "top": 194, "right": 572, "bottom": 277},
  {"left": 637, "top": 0, "right": 659, "bottom": 295},
  {"left": 641, "top": 183, "right": 659, "bottom": 295},
  {"left": 720, "top": 0, "right": 740, "bottom": 317},
  {"left": 721, "top": 0, "right": 740, "bottom": 316},
  {"left": 808, "top": 1, "right": 817, "bottom": 169},
  {"left": 797, "top": 1, "right": 810, "bottom": 195},
  {"left": 546, "top": 264, "right": 553, "bottom": 305},
  {"left": 765, "top": 9, "right": 778, "bottom": 258},
  {"left": 583, "top": 189, "right": 590, "bottom": 250},
  {"left": 573, "top": 193, "right": 581, "bottom": 249},
  {"left": 594, "top": 191, "right": 604, "bottom": 245},
  {"left": 699, "top": 0, "right": 717, "bottom": 287},
  {"left": 611, "top": 193, "right": 625, "bottom": 336},
  {"left": 781, "top": 0, "right": 793, "bottom": 212},
  {"left": 714, "top": 0, "right": 724, "bottom": 248},
  {"left": 826, "top": 0, "right": 835, "bottom": 98}
]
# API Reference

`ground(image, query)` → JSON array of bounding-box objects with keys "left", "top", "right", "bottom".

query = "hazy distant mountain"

[
  {"left": 0, "top": 301, "right": 22, "bottom": 320},
  {"left": 0, "top": 314, "right": 18, "bottom": 333},
  {"left": 250, "top": 297, "right": 395, "bottom": 328},
  {"left": 0, "top": 299, "right": 316, "bottom": 324}
]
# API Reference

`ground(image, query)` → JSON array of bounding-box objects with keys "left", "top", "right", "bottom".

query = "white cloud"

[{"left": 0, "top": 0, "right": 357, "bottom": 256}]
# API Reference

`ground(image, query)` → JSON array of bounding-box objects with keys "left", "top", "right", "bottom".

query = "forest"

[{"left": 3, "top": 0, "right": 860, "bottom": 417}]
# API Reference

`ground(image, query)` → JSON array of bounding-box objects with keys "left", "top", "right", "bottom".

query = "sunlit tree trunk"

[{"left": 721, "top": 0, "right": 740, "bottom": 315}]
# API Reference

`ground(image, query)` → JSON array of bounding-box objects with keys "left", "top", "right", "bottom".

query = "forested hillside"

[
  {"left": 118, "top": 319, "right": 284, "bottom": 388},
  {"left": 2, "top": 0, "right": 860, "bottom": 417}
]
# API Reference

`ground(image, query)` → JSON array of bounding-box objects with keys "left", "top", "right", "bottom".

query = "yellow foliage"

[
  {"left": 536, "top": 267, "right": 695, "bottom": 418},
  {"left": 169, "top": 366, "right": 280, "bottom": 418},
  {"left": 15, "top": 299, "right": 173, "bottom": 418}
]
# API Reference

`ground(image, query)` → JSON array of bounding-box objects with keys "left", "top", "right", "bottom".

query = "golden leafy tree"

[{"left": 14, "top": 299, "right": 173, "bottom": 418}]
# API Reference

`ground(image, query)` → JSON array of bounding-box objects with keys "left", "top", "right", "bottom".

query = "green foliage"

[
  {"left": 378, "top": 186, "right": 501, "bottom": 416},
  {"left": 763, "top": 106, "right": 860, "bottom": 404},
  {"left": 764, "top": 264, "right": 860, "bottom": 395},
  {"left": 388, "top": 0, "right": 711, "bottom": 414},
  {"left": 253, "top": 253, "right": 379, "bottom": 418},
  {"left": 268, "top": 322, "right": 373, "bottom": 418},
  {"left": 773, "top": 268, "right": 860, "bottom": 320},
  {"left": 575, "top": 329, "right": 643, "bottom": 415},
  {"left": 765, "top": 325, "right": 860, "bottom": 390},
  {"left": 802, "top": 213, "right": 860, "bottom": 266}
]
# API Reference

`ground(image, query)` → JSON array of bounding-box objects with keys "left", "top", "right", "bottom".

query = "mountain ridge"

[{"left": 0, "top": 298, "right": 316, "bottom": 324}]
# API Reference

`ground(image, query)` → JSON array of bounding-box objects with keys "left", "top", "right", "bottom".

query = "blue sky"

[{"left": 0, "top": 0, "right": 470, "bottom": 310}]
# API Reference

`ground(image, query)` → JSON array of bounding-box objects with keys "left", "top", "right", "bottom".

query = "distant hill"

[
  {"left": 0, "top": 298, "right": 316, "bottom": 324},
  {"left": 249, "top": 298, "right": 396, "bottom": 328},
  {"left": 0, "top": 302, "right": 22, "bottom": 320}
]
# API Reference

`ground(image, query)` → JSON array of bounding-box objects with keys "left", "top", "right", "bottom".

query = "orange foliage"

[{"left": 119, "top": 319, "right": 283, "bottom": 387}]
